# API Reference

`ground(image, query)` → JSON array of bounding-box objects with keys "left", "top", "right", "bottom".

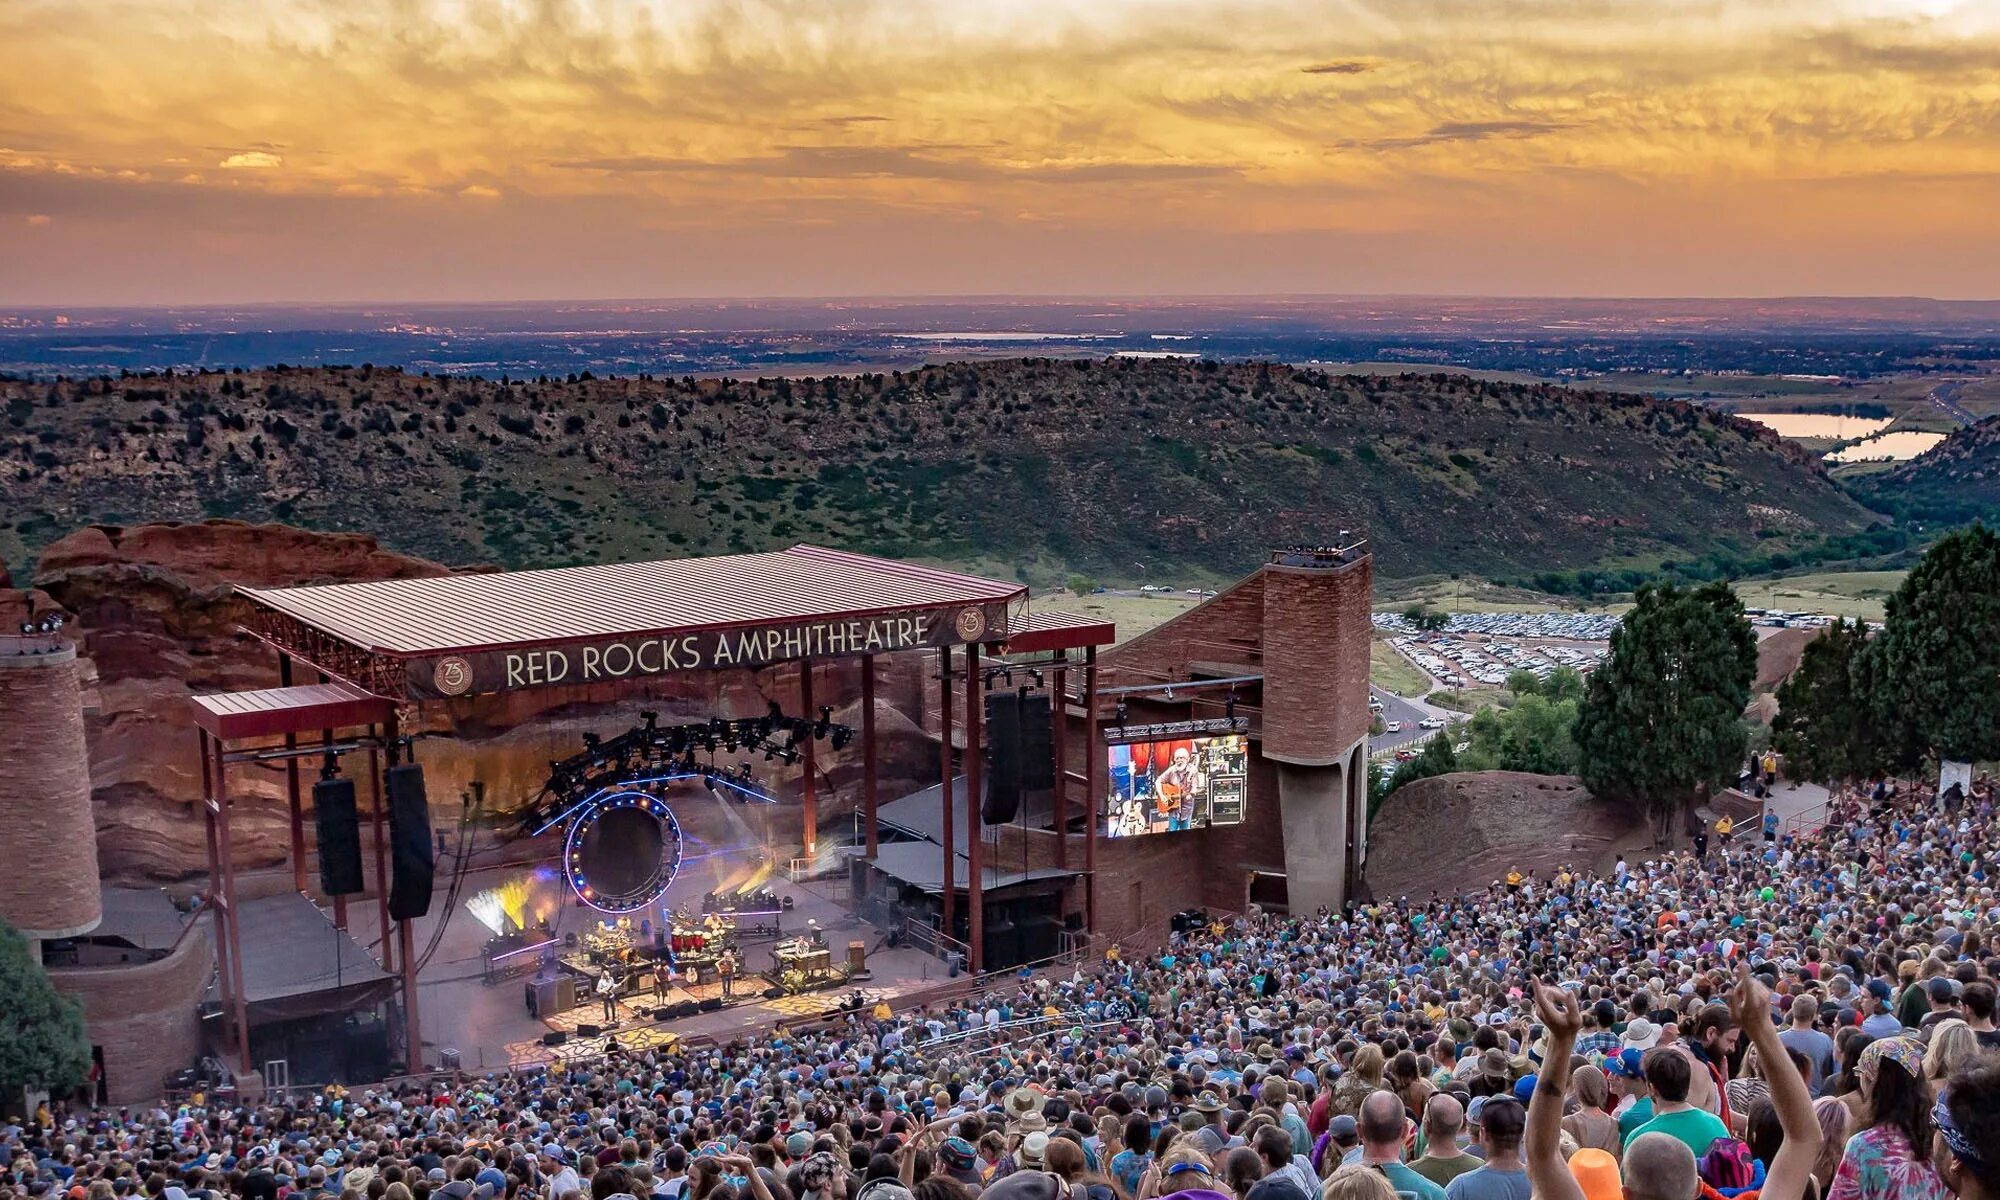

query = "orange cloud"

[{"left": 0, "top": 0, "right": 1997, "bottom": 301}]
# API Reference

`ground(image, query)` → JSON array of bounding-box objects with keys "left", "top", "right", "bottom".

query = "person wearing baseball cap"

[{"left": 1604, "top": 1049, "right": 1656, "bottom": 1145}]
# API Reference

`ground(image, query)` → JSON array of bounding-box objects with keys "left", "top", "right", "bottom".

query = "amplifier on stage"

[
  {"left": 848, "top": 940, "right": 867, "bottom": 974},
  {"left": 534, "top": 975, "right": 576, "bottom": 1017}
]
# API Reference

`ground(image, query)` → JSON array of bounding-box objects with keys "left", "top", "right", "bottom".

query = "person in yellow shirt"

[
  {"left": 1717, "top": 815, "right": 1734, "bottom": 846},
  {"left": 1506, "top": 870, "right": 1524, "bottom": 891}
]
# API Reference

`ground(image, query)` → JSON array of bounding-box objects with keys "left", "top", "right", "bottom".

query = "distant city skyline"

[{"left": 4, "top": 0, "right": 1999, "bottom": 304}]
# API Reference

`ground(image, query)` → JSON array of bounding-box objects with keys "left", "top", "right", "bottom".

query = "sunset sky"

[{"left": 4, "top": 0, "right": 1999, "bottom": 304}]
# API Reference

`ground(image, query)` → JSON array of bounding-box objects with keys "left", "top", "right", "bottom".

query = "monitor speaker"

[
  {"left": 698, "top": 997, "right": 724, "bottom": 1012},
  {"left": 982, "top": 919, "right": 1021, "bottom": 971},
  {"left": 542, "top": 1031, "right": 567, "bottom": 1047},
  {"left": 578, "top": 1023, "right": 602, "bottom": 1038},
  {"left": 312, "top": 776, "right": 366, "bottom": 896},
  {"left": 1019, "top": 693, "right": 1055, "bottom": 790},
  {"left": 386, "top": 763, "right": 435, "bottom": 921},
  {"left": 1017, "top": 916, "right": 1061, "bottom": 965},
  {"left": 982, "top": 692, "right": 1022, "bottom": 823}
]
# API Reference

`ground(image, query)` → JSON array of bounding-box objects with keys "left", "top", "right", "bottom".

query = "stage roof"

[
  {"left": 233, "top": 893, "right": 393, "bottom": 1009},
  {"left": 241, "top": 544, "right": 1025, "bottom": 657},
  {"left": 189, "top": 680, "right": 396, "bottom": 740},
  {"left": 858, "top": 842, "right": 1077, "bottom": 896}
]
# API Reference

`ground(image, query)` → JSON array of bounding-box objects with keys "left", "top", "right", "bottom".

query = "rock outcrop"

[
  {"left": 1363, "top": 771, "right": 1647, "bottom": 901},
  {"left": 33, "top": 520, "right": 940, "bottom": 881}
]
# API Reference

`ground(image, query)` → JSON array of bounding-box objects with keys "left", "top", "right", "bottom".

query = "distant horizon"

[
  {"left": 6, "top": 1, "right": 1999, "bottom": 305},
  {"left": 9, "top": 291, "right": 2000, "bottom": 313}
]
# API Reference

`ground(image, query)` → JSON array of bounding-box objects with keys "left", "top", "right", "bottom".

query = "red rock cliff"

[{"left": 33, "top": 520, "right": 938, "bottom": 881}]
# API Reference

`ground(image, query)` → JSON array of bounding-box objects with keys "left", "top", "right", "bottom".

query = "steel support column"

[
  {"left": 1051, "top": 663, "right": 1068, "bottom": 869},
  {"left": 965, "top": 641, "right": 984, "bottom": 974},
  {"left": 799, "top": 659, "right": 817, "bottom": 860},
  {"left": 1083, "top": 645, "right": 1099, "bottom": 936},
  {"left": 939, "top": 647, "right": 955, "bottom": 942},
  {"left": 389, "top": 711, "right": 419, "bottom": 1070},
  {"left": 861, "top": 655, "right": 879, "bottom": 857}
]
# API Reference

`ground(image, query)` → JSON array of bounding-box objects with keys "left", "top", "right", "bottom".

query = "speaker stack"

[
  {"left": 1019, "top": 694, "right": 1055, "bottom": 789},
  {"left": 982, "top": 692, "right": 1057, "bottom": 824},
  {"left": 313, "top": 776, "right": 366, "bottom": 896},
  {"left": 983, "top": 693, "right": 1023, "bottom": 823},
  {"left": 386, "top": 763, "right": 435, "bottom": 922}
]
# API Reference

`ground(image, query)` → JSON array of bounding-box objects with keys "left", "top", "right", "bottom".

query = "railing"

[
  {"left": 900, "top": 914, "right": 971, "bottom": 968},
  {"left": 1371, "top": 728, "right": 1442, "bottom": 763},
  {"left": 1782, "top": 799, "right": 1831, "bottom": 838}
]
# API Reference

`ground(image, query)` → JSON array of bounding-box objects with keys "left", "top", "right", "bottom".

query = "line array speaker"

[
  {"left": 983, "top": 692, "right": 1022, "bottom": 823},
  {"left": 386, "top": 763, "right": 435, "bottom": 921},
  {"left": 312, "top": 776, "right": 366, "bottom": 896},
  {"left": 1019, "top": 693, "right": 1055, "bottom": 790}
]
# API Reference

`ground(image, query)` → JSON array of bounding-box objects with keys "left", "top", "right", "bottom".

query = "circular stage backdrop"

[{"left": 563, "top": 788, "right": 684, "bottom": 914}]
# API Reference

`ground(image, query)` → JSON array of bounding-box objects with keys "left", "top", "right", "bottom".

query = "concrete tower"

[
  {"left": 0, "top": 634, "right": 103, "bottom": 941},
  {"left": 1260, "top": 544, "right": 1374, "bottom": 912}
]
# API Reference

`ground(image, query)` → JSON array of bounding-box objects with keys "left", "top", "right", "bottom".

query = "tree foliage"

[
  {"left": 1460, "top": 694, "right": 1580, "bottom": 775},
  {"left": 1870, "top": 525, "right": 2000, "bottom": 764},
  {"left": 1574, "top": 581, "right": 1757, "bottom": 830},
  {"left": 1771, "top": 617, "right": 1886, "bottom": 783},
  {"left": 1387, "top": 731, "right": 1459, "bottom": 795},
  {"left": 1402, "top": 604, "right": 1450, "bottom": 632},
  {"left": 0, "top": 920, "right": 90, "bottom": 1095}
]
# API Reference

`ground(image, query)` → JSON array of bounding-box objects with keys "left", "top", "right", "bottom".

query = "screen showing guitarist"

[{"left": 1154, "top": 745, "right": 1204, "bottom": 831}]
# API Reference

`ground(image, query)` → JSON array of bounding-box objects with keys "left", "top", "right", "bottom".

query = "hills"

[
  {"left": 2, "top": 359, "right": 1877, "bottom": 582},
  {"left": 1852, "top": 415, "right": 2000, "bottom": 529}
]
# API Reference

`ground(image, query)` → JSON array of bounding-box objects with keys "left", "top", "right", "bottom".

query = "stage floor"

[{"left": 346, "top": 853, "right": 962, "bottom": 1074}]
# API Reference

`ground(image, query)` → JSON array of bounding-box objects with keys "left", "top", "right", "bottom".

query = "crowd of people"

[{"left": 8, "top": 777, "right": 2000, "bottom": 1200}]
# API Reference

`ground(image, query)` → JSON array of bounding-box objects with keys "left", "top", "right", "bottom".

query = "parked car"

[
  {"left": 1419, "top": 717, "right": 1446, "bottom": 729},
  {"left": 1385, "top": 720, "right": 1403, "bottom": 733}
]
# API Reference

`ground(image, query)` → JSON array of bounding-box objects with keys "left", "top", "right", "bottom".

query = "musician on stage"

[
  {"left": 718, "top": 949, "right": 736, "bottom": 999},
  {"left": 806, "top": 918, "right": 825, "bottom": 949},
  {"left": 597, "top": 966, "right": 620, "bottom": 1024}
]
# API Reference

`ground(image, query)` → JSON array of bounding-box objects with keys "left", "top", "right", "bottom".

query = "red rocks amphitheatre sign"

[{"left": 409, "top": 604, "right": 1002, "bottom": 700}]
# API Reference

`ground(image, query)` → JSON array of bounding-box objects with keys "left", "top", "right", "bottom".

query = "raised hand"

[{"left": 1532, "top": 979, "right": 1584, "bottom": 1041}]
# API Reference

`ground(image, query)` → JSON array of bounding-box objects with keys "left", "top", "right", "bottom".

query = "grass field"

[
  {"left": 1375, "top": 574, "right": 1620, "bottom": 615},
  {"left": 1030, "top": 590, "right": 1206, "bottom": 645},
  {"left": 1370, "top": 637, "right": 1435, "bottom": 697},
  {"left": 1730, "top": 570, "right": 1906, "bottom": 621}
]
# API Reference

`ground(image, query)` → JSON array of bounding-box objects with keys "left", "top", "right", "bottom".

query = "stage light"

[
  {"left": 815, "top": 706, "right": 832, "bottom": 737},
  {"left": 830, "top": 727, "right": 853, "bottom": 751}
]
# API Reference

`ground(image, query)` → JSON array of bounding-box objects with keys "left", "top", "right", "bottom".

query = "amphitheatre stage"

[{"left": 4, "top": 526, "right": 1382, "bottom": 1102}]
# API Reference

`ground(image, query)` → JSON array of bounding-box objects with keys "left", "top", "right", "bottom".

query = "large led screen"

[{"left": 1103, "top": 734, "right": 1247, "bottom": 837}]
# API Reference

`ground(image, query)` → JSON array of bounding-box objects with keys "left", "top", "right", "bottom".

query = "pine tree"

[
  {"left": 0, "top": 920, "right": 90, "bottom": 1095},
  {"left": 1873, "top": 525, "right": 2000, "bottom": 765},
  {"left": 1771, "top": 617, "right": 1883, "bottom": 783},
  {"left": 1575, "top": 581, "right": 1757, "bottom": 835}
]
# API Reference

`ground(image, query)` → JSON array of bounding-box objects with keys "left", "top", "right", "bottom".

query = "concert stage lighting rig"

[{"left": 519, "top": 707, "right": 853, "bottom": 911}]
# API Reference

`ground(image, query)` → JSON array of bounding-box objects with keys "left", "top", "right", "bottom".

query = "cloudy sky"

[{"left": 3, "top": 0, "right": 1998, "bottom": 303}]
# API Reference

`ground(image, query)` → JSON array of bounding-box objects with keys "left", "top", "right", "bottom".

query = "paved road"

[
  {"left": 1929, "top": 380, "right": 1976, "bottom": 428},
  {"left": 1369, "top": 685, "right": 1460, "bottom": 756}
]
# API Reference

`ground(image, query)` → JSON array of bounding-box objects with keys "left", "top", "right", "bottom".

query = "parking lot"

[{"left": 1373, "top": 611, "right": 1613, "bottom": 691}]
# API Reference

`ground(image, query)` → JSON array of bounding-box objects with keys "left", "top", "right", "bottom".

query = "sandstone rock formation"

[
  {"left": 32, "top": 520, "right": 941, "bottom": 881},
  {"left": 1362, "top": 771, "right": 1647, "bottom": 902}
]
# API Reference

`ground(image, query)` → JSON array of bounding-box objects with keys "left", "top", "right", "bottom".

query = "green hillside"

[{"left": 1, "top": 359, "right": 1876, "bottom": 583}]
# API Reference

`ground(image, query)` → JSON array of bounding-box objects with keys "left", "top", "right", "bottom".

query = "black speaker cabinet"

[
  {"left": 982, "top": 693, "right": 1022, "bottom": 823},
  {"left": 312, "top": 776, "right": 365, "bottom": 896},
  {"left": 386, "top": 763, "right": 435, "bottom": 921},
  {"left": 1019, "top": 693, "right": 1055, "bottom": 790}
]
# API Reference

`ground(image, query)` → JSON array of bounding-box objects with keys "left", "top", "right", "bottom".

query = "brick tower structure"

[
  {"left": 1061, "top": 542, "right": 1375, "bottom": 936},
  {"left": 0, "top": 633, "right": 103, "bottom": 942},
  {"left": 1259, "top": 546, "right": 1374, "bottom": 911}
]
